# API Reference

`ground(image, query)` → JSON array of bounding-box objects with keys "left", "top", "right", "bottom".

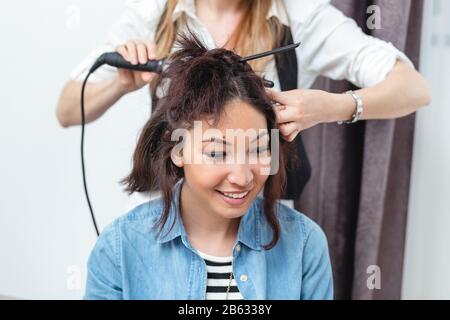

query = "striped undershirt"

[{"left": 197, "top": 250, "right": 244, "bottom": 300}]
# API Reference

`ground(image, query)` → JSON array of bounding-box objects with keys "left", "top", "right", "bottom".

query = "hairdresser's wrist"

[
  {"left": 329, "top": 92, "right": 359, "bottom": 123},
  {"left": 111, "top": 75, "right": 136, "bottom": 95}
]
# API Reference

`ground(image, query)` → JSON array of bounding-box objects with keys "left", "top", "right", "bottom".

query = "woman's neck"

[
  {"left": 195, "top": 0, "right": 245, "bottom": 48},
  {"left": 179, "top": 182, "right": 241, "bottom": 256},
  {"left": 195, "top": 0, "right": 243, "bottom": 17}
]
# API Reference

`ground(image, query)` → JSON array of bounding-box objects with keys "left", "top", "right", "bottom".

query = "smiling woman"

[
  {"left": 122, "top": 32, "right": 290, "bottom": 252},
  {"left": 84, "top": 33, "right": 333, "bottom": 300}
]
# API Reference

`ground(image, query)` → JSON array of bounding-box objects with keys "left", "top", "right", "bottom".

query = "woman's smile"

[{"left": 215, "top": 189, "right": 252, "bottom": 206}]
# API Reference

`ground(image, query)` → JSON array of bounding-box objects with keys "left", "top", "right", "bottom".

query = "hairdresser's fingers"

[
  {"left": 285, "top": 129, "right": 300, "bottom": 142},
  {"left": 279, "top": 122, "right": 297, "bottom": 136},
  {"left": 125, "top": 41, "right": 138, "bottom": 65},
  {"left": 141, "top": 41, "right": 158, "bottom": 81},
  {"left": 266, "top": 88, "right": 300, "bottom": 106},
  {"left": 141, "top": 72, "right": 153, "bottom": 82},
  {"left": 273, "top": 104, "right": 301, "bottom": 124},
  {"left": 144, "top": 40, "right": 157, "bottom": 60},
  {"left": 279, "top": 122, "right": 300, "bottom": 142},
  {"left": 135, "top": 40, "right": 148, "bottom": 65},
  {"left": 116, "top": 45, "right": 130, "bottom": 61},
  {"left": 116, "top": 45, "right": 134, "bottom": 83}
]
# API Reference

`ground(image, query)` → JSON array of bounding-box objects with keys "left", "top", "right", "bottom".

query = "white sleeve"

[
  {"left": 285, "top": 0, "right": 414, "bottom": 88},
  {"left": 69, "top": 0, "right": 167, "bottom": 83}
]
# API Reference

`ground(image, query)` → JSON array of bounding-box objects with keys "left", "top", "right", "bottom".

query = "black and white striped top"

[{"left": 197, "top": 250, "right": 244, "bottom": 300}]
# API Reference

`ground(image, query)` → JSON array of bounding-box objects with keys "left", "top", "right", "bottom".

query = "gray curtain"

[{"left": 294, "top": 0, "right": 424, "bottom": 299}]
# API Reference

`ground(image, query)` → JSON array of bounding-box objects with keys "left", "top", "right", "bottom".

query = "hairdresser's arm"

[
  {"left": 56, "top": 77, "right": 128, "bottom": 128},
  {"left": 56, "top": 0, "right": 164, "bottom": 128},
  {"left": 56, "top": 40, "right": 157, "bottom": 128},
  {"left": 267, "top": 60, "right": 432, "bottom": 141}
]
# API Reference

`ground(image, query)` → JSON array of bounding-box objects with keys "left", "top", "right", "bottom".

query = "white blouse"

[{"left": 70, "top": 0, "right": 414, "bottom": 95}]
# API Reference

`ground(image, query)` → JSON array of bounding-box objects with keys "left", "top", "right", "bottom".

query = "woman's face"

[{"left": 178, "top": 99, "right": 272, "bottom": 220}]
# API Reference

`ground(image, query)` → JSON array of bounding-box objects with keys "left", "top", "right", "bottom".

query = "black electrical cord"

[
  {"left": 80, "top": 54, "right": 166, "bottom": 237},
  {"left": 80, "top": 71, "right": 100, "bottom": 237}
]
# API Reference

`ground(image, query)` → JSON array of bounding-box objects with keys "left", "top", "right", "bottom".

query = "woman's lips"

[{"left": 215, "top": 190, "right": 251, "bottom": 206}]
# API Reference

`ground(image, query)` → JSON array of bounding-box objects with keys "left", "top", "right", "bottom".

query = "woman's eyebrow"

[
  {"left": 202, "top": 131, "right": 269, "bottom": 145},
  {"left": 201, "top": 137, "right": 232, "bottom": 146}
]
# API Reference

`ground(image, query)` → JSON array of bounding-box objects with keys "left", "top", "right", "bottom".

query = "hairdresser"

[{"left": 56, "top": 0, "right": 431, "bottom": 200}]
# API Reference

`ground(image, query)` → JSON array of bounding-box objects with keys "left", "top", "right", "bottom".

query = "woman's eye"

[{"left": 205, "top": 151, "right": 225, "bottom": 159}]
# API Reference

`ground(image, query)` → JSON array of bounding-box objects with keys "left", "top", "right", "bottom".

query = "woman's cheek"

[
  {"left": 251, "top": 154, "right": 273, "bottom": 178},
  {"left": 187, "top": 162, "right": 229, "bottom": 184},
  {"left": 252, "top": 164, "right": 269, "bottom": 185}
]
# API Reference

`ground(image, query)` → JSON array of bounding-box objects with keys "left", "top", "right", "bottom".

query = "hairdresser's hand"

[
  {"left": 266, "top": 89, "right": 345, "bottom": 142},
  {"left": 115, "top": 39, "right": 158, "bottom": 93}
]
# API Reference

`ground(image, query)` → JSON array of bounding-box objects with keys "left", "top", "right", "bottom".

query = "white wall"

[
  {"left": 402, "top": 0, "right": 450, "bottom": 299},
  {"left": 0, "top": 0, "right": 151, "bottom": 299}
]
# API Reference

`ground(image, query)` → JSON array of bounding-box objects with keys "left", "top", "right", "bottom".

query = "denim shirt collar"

[{"left": 155, "top": 179, "right": 262, "bottom": 251}]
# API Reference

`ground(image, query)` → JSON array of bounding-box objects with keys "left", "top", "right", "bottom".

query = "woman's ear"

[{"left": 170, "top": 146, "right": 184, "bottom": 168}]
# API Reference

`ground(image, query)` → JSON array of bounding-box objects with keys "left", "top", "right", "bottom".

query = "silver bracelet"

[{"left": 338, "top": 90, "right": 363, "bottom": 125}]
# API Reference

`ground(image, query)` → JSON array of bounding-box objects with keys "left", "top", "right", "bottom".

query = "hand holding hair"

[{"left": 266, "top": 88, "right": 352, "bottom": 141}]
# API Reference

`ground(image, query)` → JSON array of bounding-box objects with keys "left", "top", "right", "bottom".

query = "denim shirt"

[{"left": 84, "top": 180, "right": 333, "bottom": 300}]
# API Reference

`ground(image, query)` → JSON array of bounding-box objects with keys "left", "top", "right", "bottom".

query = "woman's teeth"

[{"left": 220, "top": 191, "right": 249, "bottom": 199}]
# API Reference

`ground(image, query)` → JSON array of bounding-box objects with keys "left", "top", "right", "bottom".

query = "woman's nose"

[{"left": 227, "top": 164, "right": 254, "bottom": 187}]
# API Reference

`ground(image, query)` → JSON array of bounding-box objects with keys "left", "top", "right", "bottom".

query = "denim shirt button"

[
  {"left": 235, "top": 244, "right": 241, "bottom": 252},
  {"left": 240, "top": 274, "right": 248, "bottom": 282}
]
